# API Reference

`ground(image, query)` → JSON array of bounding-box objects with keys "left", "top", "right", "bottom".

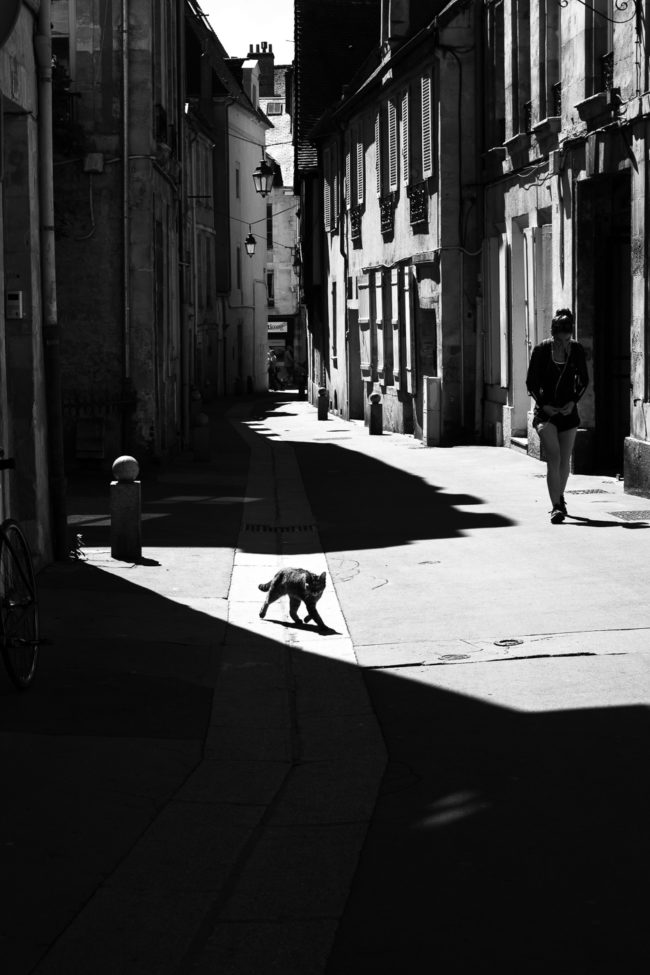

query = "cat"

[{"left": 258, "top": 568, "right": 328, "bottom": 629}]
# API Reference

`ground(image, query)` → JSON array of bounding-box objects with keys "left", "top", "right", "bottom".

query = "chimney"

[{"left": 253, "top": 39, "right": 275, "bottom": 97}]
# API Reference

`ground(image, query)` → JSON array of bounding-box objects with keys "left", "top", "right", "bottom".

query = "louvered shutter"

[
  {"left": 356, "top": 134, "right": 364, "bottom": 204},
  {"left": 403, "top": 265, "right": 414, "bottom": 393},
  {"left": 388, "top": 99, "right": 398, "bottom": 191},
  {"left": 323, "top": 149, "right": 331, "bottom": 231},
  {"left": 421, "top": 74, "right": 432, "bottom": 179},
  {"left": 391, "top": 267, "right": 401, "bottom": 387},
  {"left": 332, "top": 143, "right": 339, "bottom": 230},
  {"left": 375, "top": 112, "right": 382, "bottom": 196},
  {"left": 401, "top": 89, "right": 409, "bottom": 186},
  {"left": 345, "top": 138, "right": 351, "bottom": 210},
  {"left": 375, "top": 270, "right": 385, "bottom": 381},
  {"left": 358, "top": 273, "right": 371, "bottom": 379}
]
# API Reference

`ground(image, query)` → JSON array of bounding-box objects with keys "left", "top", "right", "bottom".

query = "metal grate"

[
  {"left": 609, "top": 511, "right": 650, "bottom": 522},
  {"left": 566, "top": 489, "right": 611, "bottom": 495},
  {"left": 244, "top": 523, "right": 316, "bottom": 533}
]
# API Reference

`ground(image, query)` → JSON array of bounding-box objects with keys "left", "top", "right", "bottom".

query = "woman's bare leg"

[
  {"left": 558, "top": 427, "right": 578, "bottom": 499},
  {"left": 538, "top": 422, "right": 562, "bottom": 507}
]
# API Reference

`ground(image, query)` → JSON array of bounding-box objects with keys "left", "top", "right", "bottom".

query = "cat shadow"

[{"left": 263, "top": 619, "right": 341, "bottom": 637}]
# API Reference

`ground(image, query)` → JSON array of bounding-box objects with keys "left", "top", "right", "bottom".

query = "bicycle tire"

[{"left": 0, "top": 519, "right": 39, "bottom": 689}]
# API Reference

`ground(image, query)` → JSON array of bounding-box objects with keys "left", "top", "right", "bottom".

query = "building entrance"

[{"left": 578, "top": 174, "right": 631, "bottom": 474}]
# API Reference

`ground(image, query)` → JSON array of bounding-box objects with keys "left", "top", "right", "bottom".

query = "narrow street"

[{"left": 2, "top": 394, "right": 649, "bottom": 974}]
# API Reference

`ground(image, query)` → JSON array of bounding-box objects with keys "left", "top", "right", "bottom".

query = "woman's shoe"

[
  {"left": 558, "top": 495, "right": 568, "bottom": 516},
  {"left": 551, "top": 506, "right": 565, "bottom": 524}
]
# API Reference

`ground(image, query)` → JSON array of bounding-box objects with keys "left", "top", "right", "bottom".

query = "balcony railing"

[
  {"left": 407, "top": 182, "right": 428, "bottom": 226},
  {"left": 350, "top": 205, "right": 362, "bottom": 242},
  {"left": 601, "top": 51, "right": 614, "bottom": 92},
  {"left": 379, "top": 194, "right": 395, "bottom": 235}
]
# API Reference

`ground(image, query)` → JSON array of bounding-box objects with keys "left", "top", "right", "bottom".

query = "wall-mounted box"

[{"left": 6, "top": 290, "right": 24, "bottom": 319}]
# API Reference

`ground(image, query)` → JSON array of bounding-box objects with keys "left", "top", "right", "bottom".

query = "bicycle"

[{"left": 0, "top": 453, "right": 40, "bottom": 689}]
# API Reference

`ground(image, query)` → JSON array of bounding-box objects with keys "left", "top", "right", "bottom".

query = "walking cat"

[{"left": 258, "top": 568, "right": 327, "bottom": 629}]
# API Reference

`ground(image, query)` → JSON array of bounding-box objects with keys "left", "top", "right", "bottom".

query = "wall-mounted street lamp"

[
  {"left": 244, "top": 226, "right": 256, "bottom": 257},
  {"left": 252, "top": 157, "right": 274, "bottom": 197}
]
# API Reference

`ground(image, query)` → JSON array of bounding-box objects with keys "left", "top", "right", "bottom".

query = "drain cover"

[
  {"left": 244, "top": 523, "right": 316, "bottom": 533},
  {"left": 566, "top": 489, "right": 611, "bottom": 495},
  {"left": 439, "top": 654, "right": 470, "bottom": 661},
  {"left": 494, "top": 638, "right": 524, "bottom": 648},
  {"left": 609, "top": 510, "right": 650, "bottom": 521}
]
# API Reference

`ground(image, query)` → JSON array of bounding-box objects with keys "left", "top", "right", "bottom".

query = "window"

[
  {"left": 586, "top": 0, "right": 612, "bottom": 96},
  {"left": 511, "top": 0, "right": 531, "bottom": 134},
  {"left": 267, "top": 271, "right": 275, "bottom": 306},
  {"left": 421, "top": 74, "right": 433, "bottom": 178},
  {"left": 235, "top": 164, "right": 240, "bottom": 199},
  {"left": 266, "top": 101, "right": 283, "bottom": 115},
  {"left": 266, "top": 203, "right": 273, "bottom": 249},
  {"left": 388, "top": 98, "right": 398, "bottom": 192},
  {"left": 539, "top": 0, "right": 560, "bottom": 120},
  {"left": 485, "top": 0, "right": 506, "bottom": 145}
]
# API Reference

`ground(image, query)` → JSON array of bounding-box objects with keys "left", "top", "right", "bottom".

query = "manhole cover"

[
  {"left": 609, "top": 510, "right": 650, "bottom": 521},
  {"left": 494, "top": 638, "right": 524, "bottom": 648},
  {"left": 566, "top": 489, "right": 611, "bottom": 495},
  {"left": 439, "top": 654, "right": 470, "bottom": 661},
  {"left": 244, "top": 523, "right": 316, "bottom": 533}
]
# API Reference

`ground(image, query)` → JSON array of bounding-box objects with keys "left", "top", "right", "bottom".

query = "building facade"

[
  {"left": 481, "top": 0, "right": 650, "bottom": 494},
  {"left": 296, "top": 0, "right": 480, "bottom": 442},
  {"left": 297, "top": 0, "right": 650, "bottom": 496},
  {"left": 52, "top": 1, "right": 272, "bottom": 466},
  {"left": 1, "top": 0, "right": 59, "bottom": 562}
]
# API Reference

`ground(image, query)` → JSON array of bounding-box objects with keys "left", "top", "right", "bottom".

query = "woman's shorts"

[{"left": 533, "top": 408, "right": 580, "bottom": 433}]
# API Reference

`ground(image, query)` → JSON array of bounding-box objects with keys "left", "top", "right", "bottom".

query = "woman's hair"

[{"left": 551, "top": 307, "right": 574, "bottom": 335}]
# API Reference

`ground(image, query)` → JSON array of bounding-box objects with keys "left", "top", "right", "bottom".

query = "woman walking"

[{"left": 526, "top": 308, "right": 589, "bottom": 524}]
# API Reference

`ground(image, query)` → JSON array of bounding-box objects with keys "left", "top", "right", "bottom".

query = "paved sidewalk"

[
  {"left": 2, "top": 393, "right": 650, "bottom": 973},
  {"left": 1, "top": 395, "right": 385, "bottom": 975}
]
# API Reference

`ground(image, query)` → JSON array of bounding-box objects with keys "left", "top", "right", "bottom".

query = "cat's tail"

[{"left": 258, "top": 580, "right": 272, "bottom": 592}]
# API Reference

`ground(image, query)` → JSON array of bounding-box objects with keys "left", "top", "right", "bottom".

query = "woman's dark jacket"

[{"left": 526, "top": 339, "right": 589, "bottom": 427}]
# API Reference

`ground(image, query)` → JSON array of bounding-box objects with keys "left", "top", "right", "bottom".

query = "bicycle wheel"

[{"left": 0, "top": 519, "right": 39, "bottom": 689}]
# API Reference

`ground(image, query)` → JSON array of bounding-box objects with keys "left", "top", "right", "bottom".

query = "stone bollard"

[
  {"left": 369, "top": 392, "right": 383, "bottom": 435},
  {"left": 317, "top": 387, "right": 329, "bottom": 421},
  {"left": 191, "top": 411, "right": 211, "bottom": 462},
  {"left": 110, "top": 455, "right": 142, "bottom": 562}
]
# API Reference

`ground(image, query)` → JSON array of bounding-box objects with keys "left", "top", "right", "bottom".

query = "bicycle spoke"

[{"left": 0, "top": 521, "right": 39, "bottom": 689}]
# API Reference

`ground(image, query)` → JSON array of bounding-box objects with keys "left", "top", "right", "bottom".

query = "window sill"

[{"left": 574, "top": 90, "right": 615, "bottom": 123}]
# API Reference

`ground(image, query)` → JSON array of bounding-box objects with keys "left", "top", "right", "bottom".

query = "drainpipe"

[
  {"left": 35, "top": 0, "right": 67, "bottom": 559},
  {"left": 121, "top": 0, "right": 131, "bottom": 446}
]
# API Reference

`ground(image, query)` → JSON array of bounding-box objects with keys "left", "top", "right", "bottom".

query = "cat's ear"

[{"left": 318, "top": 572, "right": 326, "bottom": 584}]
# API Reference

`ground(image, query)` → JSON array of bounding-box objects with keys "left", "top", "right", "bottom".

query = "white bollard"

[{"left": 110, "top": 455, "right": 142, "bottom": 562}]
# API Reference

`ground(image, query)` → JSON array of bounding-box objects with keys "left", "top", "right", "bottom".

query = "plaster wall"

[{"left": 0, "top": 4, "right": 52, "bottom": 559}]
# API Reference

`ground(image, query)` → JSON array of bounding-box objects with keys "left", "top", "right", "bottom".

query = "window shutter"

[
  {"left": 421, "top": 73, "right": 432, "bottom": 179},
  {"left": 401, "top": 89, "right": 409, "bottom": 186},
  {"left": 356, "top": 134, "right": 364, "bottom": 204},
  {"left": 391, "top": 267, "right": 401, "bottom": 388},
  {"left": 323, "top": 149, "right": 331, "bottom": 231},
  {"left": 345, "top": 139, "right": 351, "bottom": 210},
  {"left": 358, "top": 273, "right": 371, "bottom": 379},
  {"left": 332, "top": 143, "right": 339, "bottom": 230},
  {"left": 375, "top": 270, "right": 385, "bottom": 380},
  {"left": 403, "top": 265, "right": 414, "bottom": 393},
  {"left": 375, "top": 112, "right": 382, "bottom": 196},
  {"left": 388, "top": 99, "right": 398, "bottom": 191}
]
